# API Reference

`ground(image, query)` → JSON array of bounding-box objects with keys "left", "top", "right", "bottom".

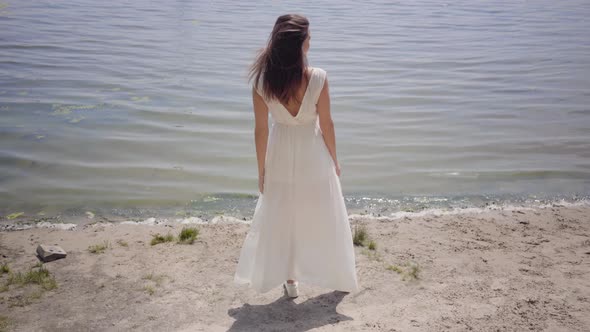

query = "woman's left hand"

[{"left": 335, "top": 162, "right": 341, "bottom": 177}]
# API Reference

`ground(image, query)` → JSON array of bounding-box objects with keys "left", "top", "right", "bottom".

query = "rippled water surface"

[{"left": 1, "top": 0, "right": 589, "bottom": 218}]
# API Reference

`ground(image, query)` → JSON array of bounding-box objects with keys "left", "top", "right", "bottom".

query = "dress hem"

[{"left": 233, "top": 274, "right": 360, "bottom": 295}]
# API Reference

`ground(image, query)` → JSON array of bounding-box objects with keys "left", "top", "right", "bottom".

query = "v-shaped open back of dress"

[{"left": 233, "top": 66, "right": 360, "bottom": 294}]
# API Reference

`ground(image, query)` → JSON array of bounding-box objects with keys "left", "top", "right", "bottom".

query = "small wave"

[
  {"left": 428, "top": 170, "right": 590, "bottom": 180},
  {"left": 119, "top": 215, "right": 251, "bottom": 226},
  {"left": 348, "top": 198, "right": 590, "bottom": 222},
  {"left": 1, "top": 222, "right": 78, "bottom": 231}
]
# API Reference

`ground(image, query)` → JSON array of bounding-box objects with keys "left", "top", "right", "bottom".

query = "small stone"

[{"left": 36, "top": 244, "right": 67, "bottom": 262}]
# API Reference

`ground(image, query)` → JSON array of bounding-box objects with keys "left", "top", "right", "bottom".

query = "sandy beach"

[{"left": 1, "top": 203, "right": 589, "bottom": 331}]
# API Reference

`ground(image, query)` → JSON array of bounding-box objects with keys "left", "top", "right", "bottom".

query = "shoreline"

[
  {"left": 1, "top": 204, "right": 589, "bottom": 331},
  {"left": 1, "top": 197, "right": 588, "bottom": 232}
]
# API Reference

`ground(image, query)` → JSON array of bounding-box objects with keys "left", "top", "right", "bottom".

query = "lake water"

[{"left": 1, "top": 0, "right": 589, "bottom": 222}]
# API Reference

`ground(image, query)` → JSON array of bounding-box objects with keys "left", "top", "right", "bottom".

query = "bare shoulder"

[{"left": 314, "top": 67, "right": 328, "bottom": 93}]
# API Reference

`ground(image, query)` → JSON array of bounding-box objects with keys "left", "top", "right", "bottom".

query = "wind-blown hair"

[{"left": 249, "top": 14, "right": 309, "bottom": 105}]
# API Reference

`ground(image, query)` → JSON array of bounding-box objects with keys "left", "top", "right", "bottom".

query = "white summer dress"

[{"left": 233, "top": 67, "right": 359, "bottom": 294}]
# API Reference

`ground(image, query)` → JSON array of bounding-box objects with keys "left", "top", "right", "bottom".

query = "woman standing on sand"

[{"left": 233, "top": 14, "right": 359, "bottom": 298}]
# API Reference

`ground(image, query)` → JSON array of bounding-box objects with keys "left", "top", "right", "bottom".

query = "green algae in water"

[
  {"left": 130, "top": 96, "right": 150, "bottom": 103},
  {"left": 68, "top": 116, "right": 85, "bottom": 123},
  {"left": 202, "top": 196, "right": 220, "bottom": 202},
  {"left": 50, "top": 103, "right": 100, "bottom": 116},
  {"left": 6, "top": 212, "right": 24, "bottom": 219},
  {"left": 174, "top": 210, "right": 192, "bottom": 217},
  {"left": 49, "top": 103, "right": 105, "bottom": 124}
]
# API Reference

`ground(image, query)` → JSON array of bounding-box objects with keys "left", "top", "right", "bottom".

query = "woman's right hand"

[{"left": 334, "top": 161, "right": 341, "bottom": 177}]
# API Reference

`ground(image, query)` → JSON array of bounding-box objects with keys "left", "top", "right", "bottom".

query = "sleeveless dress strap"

[
  {"left": 253, "top": 75, "right": 264, "bottom": 97},
  {"left": 311, "top": 67, "right": 327, "bottom": 105}
]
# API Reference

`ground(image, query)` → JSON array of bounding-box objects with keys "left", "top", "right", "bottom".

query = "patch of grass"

[
  {"left": 28, "top": 289, "right": 44, "bottom": 300},
  {"left": 386, "top": 261, "right": 421, "bottom": 281},
  {"left": 178, "top": 226, "right": 199, "bottom": 244},
  {"left": 406, "top": 262, "right": 421, "bottom": 280},
  {"left": 353, "top": 224, "right": 368, "bottom": 246},
  {"left": 116, "top": 239, "right": 128, "bottom": 247},
  {"left": 143, "top": 285, "right": 155, "bottom": 295},
  {"left": 3, "top": 263, "right": 58, "bottom": 292},
  {"left": 150, "top": 233, "right": 174, "bottom": 246},
  {"left": 353, "top": 224, "right": 379, "bottom": 252},
  {"left": 386, "top": 264, "right": 403, "bottom": 274},
  {"left": 142, "top": 272, "right": 166, "bottom": 286},
  {"left": 368, "top": 240, "right": 377, "bottom": 250},
  {"left": 0, "top": 315, "right": 10, "bottom": 331},
  {"left": 141, "top": 272, "right": 168, "bottom": 296},
  {"left": 9, "top": 296, "right": 34, "bottom": 308},
  {"left": 361, "top": 248, "right": 382, "bottom": 262},
  {"left": 1, "top": 263, "right": 9, "bottom": 274},
  {"left": 25, "top": 265, "right": 57, "bottom": 290},
  {"left": 88, "top": 240, "right": 110, "bottom": 254}
]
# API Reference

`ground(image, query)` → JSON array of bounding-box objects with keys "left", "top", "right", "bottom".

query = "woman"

[{"left": 233, "top": 14, "right": 359, "bottom": 298}]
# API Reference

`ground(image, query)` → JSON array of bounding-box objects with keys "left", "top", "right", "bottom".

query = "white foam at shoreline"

[
  {"left": 121, "top": 217, "right": 161, "bottom": 226},
  {"left": 348, "top": 198, "right": 590, "bottom": 221},
  {"left": 0, "top": 221, "right": 78, "bottom": 231},
  {"left": 2, "top": 198, "right": 587, "bottom": 231},
  {"left": 119, "top": 215, "right": 251, "bottom": 226},
  {"left": 210, "top": 215, "right": 250, "bottom": 224}
]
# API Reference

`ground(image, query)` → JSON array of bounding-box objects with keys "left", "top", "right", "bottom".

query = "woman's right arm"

[
  {"left": 317, "top": 77, "right": 341, "bottom": 176},
  {"left": 253, "top": 87, "right": 269, "bottom": 193}
]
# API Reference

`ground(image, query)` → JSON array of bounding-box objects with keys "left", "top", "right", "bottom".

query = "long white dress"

[{"left": 233, "top": 67, "right": 359, "bottom": 294}]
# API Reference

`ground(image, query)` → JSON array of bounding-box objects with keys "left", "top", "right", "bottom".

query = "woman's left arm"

[{"left": 252, "top": 87, "right": 269, "bottom": 193}]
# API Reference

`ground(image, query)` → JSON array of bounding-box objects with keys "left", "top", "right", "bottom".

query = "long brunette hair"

[{"left": 249, "top": 14, "right": 310, "bottom": 105}]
